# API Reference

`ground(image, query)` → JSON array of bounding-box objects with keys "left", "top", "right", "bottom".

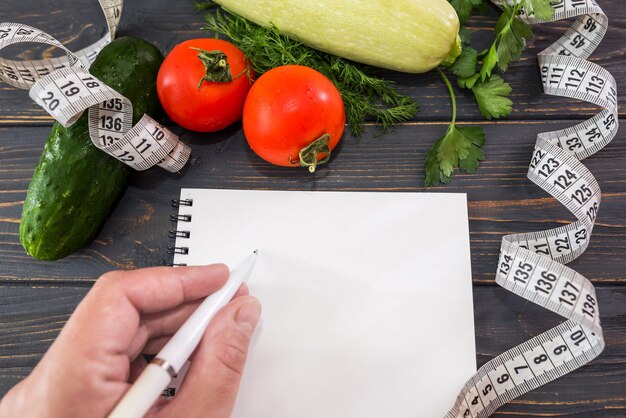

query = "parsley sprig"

[
  {"left": 425, "top": 70, "right": 486, "bottom": 186},
  {"left": 450, "top": 0, "right": 487, "bottom": 25},
  {"left": 452, "top": 0, "right": 557, "bottom": 91},
  {"left": 425, "top": 0, "right": 555, "bottom": 186},
  {"left": 452, "top": 28, "right": 514, "bottom": 120}
]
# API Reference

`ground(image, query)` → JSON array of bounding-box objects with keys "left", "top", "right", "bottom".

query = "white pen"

[{"left": 107, "top": 250, "right": 258, "bottom": 418}]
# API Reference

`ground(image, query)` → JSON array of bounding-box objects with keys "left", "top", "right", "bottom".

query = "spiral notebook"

[{"left": 171, "top": 188, "right": 476, "bottom": 418}]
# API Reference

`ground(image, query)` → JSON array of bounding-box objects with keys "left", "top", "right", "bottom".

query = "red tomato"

[
  {"left": 157, "top": 38, "right": 253, "bottom": 133},
  {"left": 242, "top": 65, "right": 345, "bottom": 172}
]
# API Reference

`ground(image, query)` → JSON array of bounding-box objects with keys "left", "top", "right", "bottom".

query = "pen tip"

[{"left": 253, "top": 249, "right": 258, "bottom": 255}]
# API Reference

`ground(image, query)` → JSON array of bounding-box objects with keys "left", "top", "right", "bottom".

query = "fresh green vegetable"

[
  {"left": 425, "top": 69, "right": 485, "bottom": 186},
  {"left": 201, "top": 6, "right": 418, "bottom": 137},
  {"left": 450, "top": 0, "right": 486, "bottom": 25},
  {"left": 471, "top": 75, "right": 513, "bottom": 120},
  {"left": 450, "top": 0, "right": 556, "bottom": 83},
  {"left": 425, "top": 0, "right": 556, "bottom": 185},
  {"left": 525, "top": 0, "right": 559, "bottom": 21},
  {"left": 200, "top": 0, "right": 553, "bottom": 185},
  {"left": 480, "top": 4, "right": 533, "bottom": 78},
  {"left": 19, "top": 37, "right": 164, "bottom": 260},
  {"left": 209, "top": 0, "right": 461, "bottom": 74},
  {"left": 449, "top": 29, "right": 479, "bottom": 78},
  {"left": 449, "top": 0, "right": 555, "bottom": 25}
]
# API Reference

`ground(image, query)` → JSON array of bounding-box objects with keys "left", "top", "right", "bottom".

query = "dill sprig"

[{"left": 199, "top": 7, "right": 419, "bottom": 137}]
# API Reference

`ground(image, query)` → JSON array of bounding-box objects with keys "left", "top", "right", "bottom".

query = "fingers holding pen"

[
  {"left": 155, "top": 296, "right": 261, "bottom": 418},
  {"left": 126, "top": 283, "right": 250, "bottom": 361},
  {"left": 59, "top": 264, "right": 231, "bottom": 358}
]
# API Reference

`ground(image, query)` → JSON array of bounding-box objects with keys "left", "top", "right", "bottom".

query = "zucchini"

[
  {"left": 213, "top": 0, "right": 461, "bottom": 73},
  {"left": 19, "top": 37, "right": 164, "bottom": 261}
]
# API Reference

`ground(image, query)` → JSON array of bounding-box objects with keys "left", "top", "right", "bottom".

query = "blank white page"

[{"left": 173, "top": 189, "right": 475, "bottom": 418}]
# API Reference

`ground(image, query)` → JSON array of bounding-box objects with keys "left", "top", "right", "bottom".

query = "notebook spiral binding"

[
  {"left": 172, "top": 199, "right": 193, "bottom": 208},
  {"left": 168, "top": 198, "right": 193, "bottom": 266}
]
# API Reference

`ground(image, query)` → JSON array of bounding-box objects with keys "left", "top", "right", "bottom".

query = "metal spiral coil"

[
  {"left": 171, "top": 198, "right": 193, "bottom": 208},
  {"left": 167, "top": 246, "right": 189, "bottom": 255},
  {"left": 170, "top": 214, "right": 191, "bottom": 223}
]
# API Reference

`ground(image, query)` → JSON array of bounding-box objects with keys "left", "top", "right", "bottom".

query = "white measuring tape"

[
  {"left": 1, "top": 0, "right": 618, "bottom": 414},
  {"left": 446, "top": 0, "right": 617, "bottom": 416},
  {"left": 0, "top": 0, "right": 190, "bottom": 172}
]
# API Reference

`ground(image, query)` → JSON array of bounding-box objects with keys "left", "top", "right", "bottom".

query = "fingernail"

[{"left": 235, "top": 297, "right": 261, "bottom": 334}]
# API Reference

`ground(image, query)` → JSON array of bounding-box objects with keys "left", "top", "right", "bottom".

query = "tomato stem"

[
  {"left": 192, "top": 47, "right": 233, "bottom": 88},
  {"left": 298, "top": 134, "right": 332, "bottom": 173}
]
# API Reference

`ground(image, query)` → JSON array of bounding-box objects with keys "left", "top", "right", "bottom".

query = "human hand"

[{"left": 0, "top": 264, "right": 261, "bottom": 418}]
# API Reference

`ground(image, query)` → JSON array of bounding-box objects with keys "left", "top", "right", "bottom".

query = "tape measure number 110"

[{"left": 0, "top": 0, "right": 191, "bottom": 172}]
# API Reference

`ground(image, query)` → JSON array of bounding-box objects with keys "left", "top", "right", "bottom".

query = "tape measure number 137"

[{"left": 0, "top": 0, "right": 190, "bottom": 172}]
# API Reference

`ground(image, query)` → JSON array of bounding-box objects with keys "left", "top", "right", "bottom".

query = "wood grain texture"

[
  {"left": 0, "top": 285, "right": 624, "bottom": 416},
  {"left": 0, "top": 121, "right": 624, "bottom": 284},
  {"left": 0, "top": 0, "right": 625, "bottom": 416},
  {"left": 0, "top": 0, "right": 624, "bottom": 124}
]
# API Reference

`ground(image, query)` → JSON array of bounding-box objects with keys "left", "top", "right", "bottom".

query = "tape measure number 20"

[
  {"left": 0, "top": 0, "right": 191, "bottom": 172},
  {"left": 447, "top": 1, "right": 618, "bottom": 417}
]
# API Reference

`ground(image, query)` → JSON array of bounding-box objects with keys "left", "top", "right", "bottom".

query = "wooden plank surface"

[
  {"left": 0, "top": 0, "right": 624, "bottom": 125},
  {"left": 1, "top": 122, "right": 624, "bottom": 285},
  {"left": 0, "top": 0, "right": 624, "bottom": 416},
  {"left": 1, "top": 285, "right": 624, "bottom": 417}
]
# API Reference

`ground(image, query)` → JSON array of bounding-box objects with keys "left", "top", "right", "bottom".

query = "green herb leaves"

[
  {"left": 425, "top": 69, "right": 486, "bottom": 186},
  {"left": 527, "top": 0, "right": 559, "bottom": 21},
  {"left": 479, "top": 0, "right": 555, "bottom": 77},
  {"left": 449, "top": 0, "right": 486, "bottom": 25},
  {"left": 425, "top": 125, "right": 485, "bottom": 186},
  {"left": 472, "top": 75, "right": 513, "bottom": 120},
  {"left": 450, "top": 46, "right": 478, "bottom": 78},
  {"left": 493, "top": 4, "right": 534, "bottom": 73},
  {"left": 426, "top": 0, "right": 556, "bottom": 186},
  {"left": 452, "top": 27, "right": 514, "bottom": 118}
]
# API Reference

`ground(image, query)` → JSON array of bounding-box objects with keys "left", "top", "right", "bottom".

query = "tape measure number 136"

[{"left": 0, "top": 0, "right": 190, "bottom": 172}]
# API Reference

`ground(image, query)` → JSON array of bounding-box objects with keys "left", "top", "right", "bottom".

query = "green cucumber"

[
  {"left": 19, "top": 37, "right": 164, "bottom": 261},
  {"left": 213, "top": 0, "right": 461, "bottom": 73}
]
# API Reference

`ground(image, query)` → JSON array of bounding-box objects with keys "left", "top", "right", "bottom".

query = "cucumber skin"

[{"left": 19, "top": 37, "right": 164, "bottom": 261}]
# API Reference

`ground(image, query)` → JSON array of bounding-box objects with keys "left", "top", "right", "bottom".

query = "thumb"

[{"left": 157, "top": 296, "right": 261, "bottom": 418}]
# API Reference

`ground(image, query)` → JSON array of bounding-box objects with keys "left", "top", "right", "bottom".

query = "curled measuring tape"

[
  {"left": 0, "top": 0, "right": 191, "bottom": 172},
  {"left": 446, "top": 0, "right": 618, "bottom": 416}
]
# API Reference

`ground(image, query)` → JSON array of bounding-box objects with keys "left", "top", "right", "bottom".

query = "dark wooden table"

[{"left": 1, "top": 1, "right": 624, "bottom": 416}]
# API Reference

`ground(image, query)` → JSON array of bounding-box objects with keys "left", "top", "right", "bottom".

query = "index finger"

[{"left": 97, "top": 264, "right": 230, "bottom": 314}]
